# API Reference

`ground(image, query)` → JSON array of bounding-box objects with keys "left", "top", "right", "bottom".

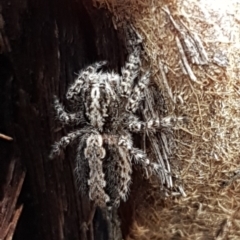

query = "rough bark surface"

[{"left": 0, "top": 0, "right": 126, "bottom": 239}]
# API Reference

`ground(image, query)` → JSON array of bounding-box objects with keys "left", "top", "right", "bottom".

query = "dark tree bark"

[{"left": 0, "top": 0, "right": 127, "bottom": 239}]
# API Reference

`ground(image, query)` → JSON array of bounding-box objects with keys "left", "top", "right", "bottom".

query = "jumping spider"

[{"left": 50, "top": 44, "right": 176, "bottom": 207}]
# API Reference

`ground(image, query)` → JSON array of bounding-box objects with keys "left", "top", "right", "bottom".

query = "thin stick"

[{"left": 0, "top": 133, "right": 13, "bottom": 141}]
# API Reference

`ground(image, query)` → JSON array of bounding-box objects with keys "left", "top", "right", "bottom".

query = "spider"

[{"left": 49, "top": 43, "right": 176, "bottom": 207}]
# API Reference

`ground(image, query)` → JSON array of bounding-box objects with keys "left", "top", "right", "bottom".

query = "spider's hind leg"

[
  {"left": 118, "top": 135, "right": 149, "bottom": 168},
  {"left": 49, "top": 128, "right": 91, "bottom": 159},
  {"left": 118, "top": 134, "right": 164, "bottom": 180}
]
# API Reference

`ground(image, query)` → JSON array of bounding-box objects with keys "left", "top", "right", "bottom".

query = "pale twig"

[
  {"left": 158, "top": 60, "right": 174, "bottom": 103},
  {"left": 0, "top": 133, "right": 13, "bottom": 141},
  {"left": 176, "top": 36, "right": 197, "bottom": 82}
]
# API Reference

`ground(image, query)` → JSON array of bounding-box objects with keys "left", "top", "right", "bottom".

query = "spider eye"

[
  {"left": 87, "top": 67, "right": 94, "bottom": 73},
  {"left": 131, "top": 95, "right": 137, "bottom": 101},
  {"left": 66, "top": 92, "right": 72, "bottom": 100},
  {"left": 126, "top": 105, "right": 131, "bottom": 112},
  {"left": 134, "top": 124, "right": 140, "bottom": 131},
  {"left": 129, "top": 125, "right": 134, "bottom": 131},
  {"left": 123, "top": 71, "right": 130, "bottom": 78}
]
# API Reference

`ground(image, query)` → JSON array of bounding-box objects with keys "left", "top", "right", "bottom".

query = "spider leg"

[
  {"left": 118, "top": 134, "right": 149, "bottom": 166},
  {"left": 128, "top": 115, "right": 159, "bottom": 132},
  {"left": 118, "top": 134, "right": 165, "bottom": 180},
  {"left": 124, "top": 23, "right": 143, "bottom": 53},
  {"left": 127, "top": 114, "right": 181, "bottom": 132},
  {"left": 84, "top": 132, "right": 110, "bottom": 206},
  {"left": 120, "top": 46, "right": 141, "bottom": 97},
  {"left": 53, "top": 95, "right": 84, "bottom": 125},
  {"left": 125, "top": 71, "right": 150, "bottom": 113},
  {"left": 106, "top": 71, "right": 121, "bottom": 89},
  {"left": 66, "top": 61, "right": 107, "bottom": 102},
  {"left": 86, "top": 61, "right": 107, "bottom": 72},
  {"left": 130, "top": 147, "right": 169, "bottom": 177},
  {"left": 49, "top": 128, "right": 92, "bottom": 159}
]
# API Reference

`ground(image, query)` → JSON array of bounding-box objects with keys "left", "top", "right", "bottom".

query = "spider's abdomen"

[{"left": 84, "top": 133, "right": 110, "bottom": 206}]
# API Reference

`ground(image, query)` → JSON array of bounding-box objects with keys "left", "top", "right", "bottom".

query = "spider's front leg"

[
  {"left": 66, "top": 61, "right": 107, "bottom": 102},
  {"left": 49, "top": 128, "right": 91, "bottom": 159},
  {"left": 85, "top": 61, "right": 108, "bottom": 73},
  {"left": 125, "top": 24, "right": 143, "bottom": 49},
  {"left": 120, "top": 46, "right": 141, "bottom": 97},
  {"left": 125, "top": 71, "right": 150, "bottom": 113},
  {"left": 84, "top": 132, "right": 110, "bottom": 207},
  {"left": 53, "top": 95, "right": 84, "bottom": 125}
]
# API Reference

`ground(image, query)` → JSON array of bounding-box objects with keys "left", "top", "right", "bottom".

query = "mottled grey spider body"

[{"left": 50, "top": 40, "right": 175, "bottom": 207}]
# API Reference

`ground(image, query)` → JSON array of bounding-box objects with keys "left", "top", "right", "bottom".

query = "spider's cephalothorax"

[{"left": 50, "top": 36, "right": 176, "bottom": 207}]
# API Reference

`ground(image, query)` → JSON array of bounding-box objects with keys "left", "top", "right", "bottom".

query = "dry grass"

[{"left": 94, "top": 0, "right": 240, "bottom": 239}]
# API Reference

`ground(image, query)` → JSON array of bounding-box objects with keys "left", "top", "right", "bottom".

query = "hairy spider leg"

[
  {"left": 85, "top": 61, "right": 108, "bottom": 73},
  {"left": 124, "top": 23, "right": 143, "bottom": 52},
  {"left": 125, "top": 71, "right": 150, "bottom": 113},
  {"left": 120, "top": 46, "right": 141, "bottom": 97},
  {"left": 127, "top": 114, "right": 181, "bottom": 133},
  {"left": 84, "top": 133, "right": 110, "bottom": 206},
  {"left": 49, "top": 128, "right": 93, "bottom": 159},
  {"left": 128, "top": 116, "right": 160, "bottom": 132},
  {"left": 118, "top": 134, "right": 164, "bottom": 180},
  {"left": 130, "top": 146, "right": 169, "bottom": 177},
  {"left": 66, "top": 61, "right": 107, "bottom": 102},
  {"left": 53, "top": 95, "right": 84, "bottom": 125}
]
